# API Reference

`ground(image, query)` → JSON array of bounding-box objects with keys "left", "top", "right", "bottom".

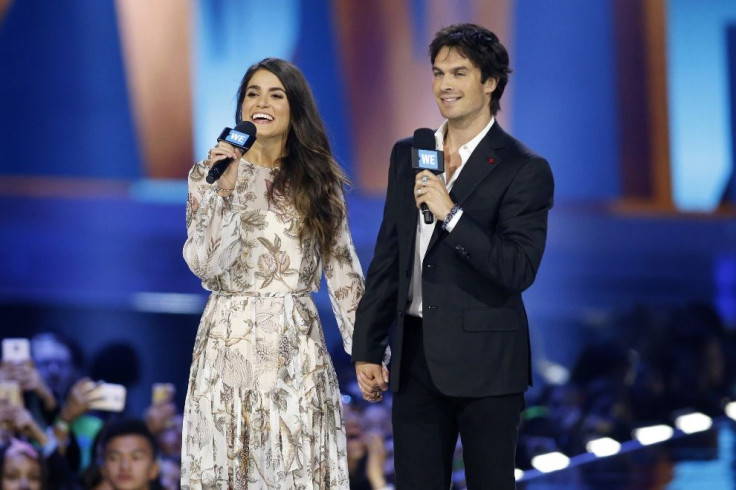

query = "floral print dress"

[{"left": 181, "top": 159, "right": 364, "bottom": 489}]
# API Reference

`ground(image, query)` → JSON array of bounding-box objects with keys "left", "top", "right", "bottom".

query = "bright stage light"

[
  {"left": 514, "top": 468, "right": 524, "bottom": 481},
  {"left": 586, "top": 437, "right": 621, "bottom": 457},
  {"left": 531, "top": 451, "right": 570, "bottom": 473},
  {"left": 725, "top": 401, "right": 736, "bottom": 421},
  {"left": 674, "top": 412, "right": 712, "bottom": 434},
  {"left": 633, "top": 425, "right": 674, "bottom": 445}
]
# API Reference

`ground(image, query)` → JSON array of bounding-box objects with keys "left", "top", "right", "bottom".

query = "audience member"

[
  {"left": 0, "top": 438, "right": 47, "bottom": 490},
  {"left": 344, "top": 404, "right": 393, "bottom": 490},
  {"left": 31, "top": 333, "right": 84, "bottom": 406},
  {"left": 1, "top": 299, "right": 732, "bottom": 486},
  {"left": 99, "top": 419, "right": 160, "bottom": 490},
  {"left": 156, "top": 458, "right": 180, "bottom": 490}
]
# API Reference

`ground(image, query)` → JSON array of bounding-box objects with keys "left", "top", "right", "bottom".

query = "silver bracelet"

[{"left": 442, "top": 203, "right": 461, "bottom": 230}]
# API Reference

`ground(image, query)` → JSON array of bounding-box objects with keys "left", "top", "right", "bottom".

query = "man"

[
  {"left": 352, "top": 23, "right": 554, "bottom": 489},
  {"left": 31, "top": 332, "right": 81, "bottom": 405},
  {"left": 100, "top": 419, "right": 160, "bottom": 490}
]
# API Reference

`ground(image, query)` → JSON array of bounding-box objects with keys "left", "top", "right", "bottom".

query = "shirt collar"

[{"left": 434, "top": 116, "right": 495, "bottom": 165}]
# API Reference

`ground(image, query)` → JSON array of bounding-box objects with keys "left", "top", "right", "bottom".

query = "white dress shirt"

[{"left": 406, "top": 117, "right": 495, "bottom": 317}]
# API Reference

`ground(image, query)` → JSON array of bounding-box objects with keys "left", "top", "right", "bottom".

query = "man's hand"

[
  {"left": 415, "top": 170, "right": 454, "bottom": 220},
  {"left": 355, "top": 362, "right": 389, "bottom": 403}
]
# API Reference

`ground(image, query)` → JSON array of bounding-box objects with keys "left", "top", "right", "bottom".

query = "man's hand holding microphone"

[{"left": 411, "top": 128, "right": 453, "bottom": 222}]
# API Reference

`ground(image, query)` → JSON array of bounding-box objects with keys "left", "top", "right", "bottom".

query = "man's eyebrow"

[{"left": 432, "top": 64, "right": 471, "bottom": 72}]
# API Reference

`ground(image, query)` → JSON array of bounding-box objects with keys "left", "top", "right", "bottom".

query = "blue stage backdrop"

[{"left": 0, "top": 0, "right": 141, "bottom": 179}]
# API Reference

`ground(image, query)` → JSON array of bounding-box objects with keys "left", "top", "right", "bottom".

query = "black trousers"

[{"left": 392, "top": 315, "right": 524, "bottom": 490}]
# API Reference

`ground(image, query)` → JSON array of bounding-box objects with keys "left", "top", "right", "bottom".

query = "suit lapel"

[
  {"left": 399, "top": 153, "right": 419, "bottom": 267},
  {"left": 426, "top": 122, "right": 507, "bottom": 252}
]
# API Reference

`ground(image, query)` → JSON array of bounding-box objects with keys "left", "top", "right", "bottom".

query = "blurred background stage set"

[{"left": 1, "top": 1, "right": 736, "bottom": 488}]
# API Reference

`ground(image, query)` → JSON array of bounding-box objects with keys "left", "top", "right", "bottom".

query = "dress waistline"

[{"left": 211, "top": 290, "right": 311, "bottom": 298}]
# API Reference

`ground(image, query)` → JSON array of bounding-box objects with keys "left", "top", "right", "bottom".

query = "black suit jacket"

[{"left": 352, "top": 123, "right": 554, "bottom": 398}]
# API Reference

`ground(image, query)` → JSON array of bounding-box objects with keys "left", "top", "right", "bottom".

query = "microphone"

[
  {"left": 206, "top": 121, "right": 257, "bottom": 184},
  {"left": 411, "top": 128, "right": 445, "bottom": 224}
]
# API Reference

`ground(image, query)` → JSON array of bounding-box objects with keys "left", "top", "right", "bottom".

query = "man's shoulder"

[
  {"left": 389, "top": 137, "right": 414, "bottom": 162},
  {"left": 495, "top": 127, "right": 546, "bottom": 163},
  {"left": 393, "top": 136, "right": 413, "bottom": 149}
]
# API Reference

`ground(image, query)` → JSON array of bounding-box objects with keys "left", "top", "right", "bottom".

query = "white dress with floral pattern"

[{"left": 181, "top": 159, "right": 363, "bottom": 489}]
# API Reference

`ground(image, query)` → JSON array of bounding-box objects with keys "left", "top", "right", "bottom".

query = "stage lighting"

[
  {"left": 725, "top": 401, "right": 736, "bottom": 420},
  {"left": 633, "top": 425, "right": 674, "bottom": 445},
  {"left": 586, "top": 437, "right": 621, "bottom": 457},
  {"left": 531, "top": 451, "right": 570, "bottom": 473},
  {"left": 674, "top": 412, "right": 712, "bottom": 434}
]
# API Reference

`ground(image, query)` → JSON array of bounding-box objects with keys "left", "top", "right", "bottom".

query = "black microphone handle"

[
  {"left": 421, "top": 203, "right": 434, "bottom": 224},
  {"left": 206, "top": 156, "right": 235, "bottom": 184}
]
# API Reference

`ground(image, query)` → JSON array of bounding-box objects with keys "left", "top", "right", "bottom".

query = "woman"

[
  {"left": 0, "top": 439, "right": 46, "bottom": 490},
  {"left": 182, "top": 58, "right": 365, "bottom": 489}
]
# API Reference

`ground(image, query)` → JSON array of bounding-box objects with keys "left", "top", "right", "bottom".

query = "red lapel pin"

[{"left": 488, "top": 157, "right": 495, "bottom": 164}]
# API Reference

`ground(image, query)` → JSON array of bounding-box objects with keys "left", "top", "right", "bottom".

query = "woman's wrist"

[{"left": 215, "top": 179, "right": 235, "bottom": 196}]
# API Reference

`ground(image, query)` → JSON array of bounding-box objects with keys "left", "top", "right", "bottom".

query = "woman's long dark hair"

[{"left": 235, "top": 58, "right": 349, "bottom": 259}]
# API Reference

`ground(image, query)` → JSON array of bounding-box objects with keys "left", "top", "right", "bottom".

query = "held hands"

[
  {"left": 355, "top": 362, "right": 389, "bottom": 403},
  {"left": 414, "top": 171, "right": 454, "bottom": 221},
  {"left": 205, "top": 142, "right": 244, "bottom": 193}
]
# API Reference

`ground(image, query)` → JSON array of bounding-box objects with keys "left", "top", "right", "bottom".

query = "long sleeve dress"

[{"left": 181, "top": 158, "right": 364, "bottom": 489}]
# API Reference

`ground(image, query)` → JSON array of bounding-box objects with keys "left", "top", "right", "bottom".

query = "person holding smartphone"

[{"left": 182, "top": 58, "right": 366, "bottom": 489}]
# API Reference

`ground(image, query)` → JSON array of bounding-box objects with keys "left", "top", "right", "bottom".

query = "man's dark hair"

[
  {"left": 429, "top": 23, "right": 512, "bottom": 115},
  {"left": 99, "top": 419, "right": 159, "bottom": 458}
]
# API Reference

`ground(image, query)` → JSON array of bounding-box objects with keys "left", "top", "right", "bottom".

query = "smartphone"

[
  {"left": 0, "top": 380, "right": 23, "bottom": 407},
  {"left": 88, "top": 382, "right": 126, "bottom": 412},
  {"left": 2, "top": 338, "right": 30, "bottom": 363},
  {"left": 152, "top": 383, "right": 175, "bottom": 405}
]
